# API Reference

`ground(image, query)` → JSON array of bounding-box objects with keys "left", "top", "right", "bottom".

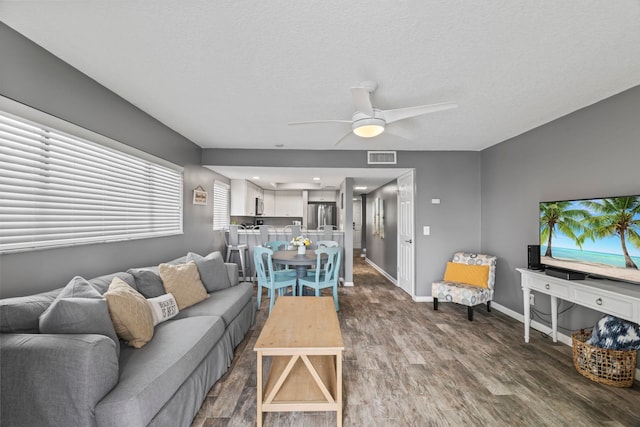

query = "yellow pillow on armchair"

[{"left": 443, "top": 262, "right": 490, "bottom": 288}]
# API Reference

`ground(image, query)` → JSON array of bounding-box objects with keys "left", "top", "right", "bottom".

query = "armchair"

[{"left": 432, "top": 252, "right": 497, "bottom": 321}]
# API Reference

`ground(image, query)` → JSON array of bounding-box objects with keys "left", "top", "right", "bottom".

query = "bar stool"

[
  {"left": 259, "top": 225, "right": 276, "bottom": 246},
  {"left": 319, "top": 225, "right": 337, "bottom": 241},
  {"left": 225, "top": 225, "right": 249, "bottom": 279}
]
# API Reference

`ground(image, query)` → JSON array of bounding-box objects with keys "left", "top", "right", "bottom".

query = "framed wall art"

[{"left": 193, "top": 185, "right": 208, "bottom": 205}]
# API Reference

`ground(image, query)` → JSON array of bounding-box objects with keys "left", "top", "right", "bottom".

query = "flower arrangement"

[{"left": 290, "top": 235, "right": 311, "bottom": 247}]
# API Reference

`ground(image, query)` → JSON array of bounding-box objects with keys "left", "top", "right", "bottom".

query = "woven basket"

[{"left": 572, "top": 330, "right": 637, "bottom": 388}]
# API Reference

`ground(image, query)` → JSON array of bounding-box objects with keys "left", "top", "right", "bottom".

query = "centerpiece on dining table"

[{"left": 290, "top": 235, "right": 311, "bottom": 255}]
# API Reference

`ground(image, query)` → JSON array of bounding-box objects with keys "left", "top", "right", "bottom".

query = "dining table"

[{"left": 271, "top": 249, "right": 323, "bottom": 279}]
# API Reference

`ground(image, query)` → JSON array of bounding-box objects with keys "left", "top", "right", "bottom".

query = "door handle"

[{"left": 405, "top": 239, "right": 412, "bottom": 244}]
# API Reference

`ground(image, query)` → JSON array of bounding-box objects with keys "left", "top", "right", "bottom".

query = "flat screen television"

[{"left": 539, "top": 195, "right": 640, "bottom": 284}]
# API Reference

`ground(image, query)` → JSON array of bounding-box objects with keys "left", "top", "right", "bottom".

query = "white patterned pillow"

[{"left": 146, "top": 293, "right": 179, "bottom": 326}]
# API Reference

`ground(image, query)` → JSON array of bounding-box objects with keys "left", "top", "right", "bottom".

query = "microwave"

[{"left": 255, "top": 197, "right": 264, "bottom": 216}]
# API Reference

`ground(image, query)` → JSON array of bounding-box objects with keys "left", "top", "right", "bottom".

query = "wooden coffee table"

[{"left": 254, "top": 296, "right": 344, "bottom": 426}]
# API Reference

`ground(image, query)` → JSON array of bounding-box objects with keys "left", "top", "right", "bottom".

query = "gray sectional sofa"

[{"left": 0, "top": 251, "right": 256, "bottom": 427}]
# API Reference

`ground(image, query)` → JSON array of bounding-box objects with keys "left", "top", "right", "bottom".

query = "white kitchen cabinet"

[
  {"left": 263, "top": 190, "right": 275, "bottom": 216},
  {"left": 308, "top": 190, "right": 337, "bottom": 202},
  {"left": 230, "top": 179, "right": 263, "bottom": 216},
  {"left": 274, "top": 190, "right": 303, "bottom": 217}
]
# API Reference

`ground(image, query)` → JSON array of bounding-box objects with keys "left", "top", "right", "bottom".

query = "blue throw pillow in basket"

[{"left": 586, "top": 315, "right": 640, "bottom": 351}]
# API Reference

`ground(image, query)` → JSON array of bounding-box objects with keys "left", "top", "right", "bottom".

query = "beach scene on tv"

[{"left": 539, "top": 195, "right": 640, "bottom": 284}]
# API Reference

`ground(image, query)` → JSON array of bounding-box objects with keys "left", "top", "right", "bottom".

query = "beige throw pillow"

[
  {"left": 104, "top": 277, "right": 154, "bottom": 348},
  {"left": 159, "top": 261, "right": 209, "bottom": 310}
]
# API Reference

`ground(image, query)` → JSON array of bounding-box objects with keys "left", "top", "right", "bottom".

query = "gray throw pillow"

[
  {"left": 127, "top": 267, "right": 166, "bottom": 298},
  {"left": 89, "top": 272, "right": 137, "bottom": 294},
  {"left": 39, "top": 276, "right": 120, "bottom": 355},
  {"left": 0, "top": 288, "right": 61, "bottom": 334},
  {"left": 167, "top": 255, "right": 188, "bottom": 265},
  {"left": 186, "top": 251, "right": 232, "bottom": 292}
]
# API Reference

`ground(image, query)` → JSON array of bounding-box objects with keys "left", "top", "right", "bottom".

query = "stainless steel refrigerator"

[{"left": 307, "top": 202, "right": 337, "bottom": 230}]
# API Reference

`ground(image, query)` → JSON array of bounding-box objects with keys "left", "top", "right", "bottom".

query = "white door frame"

[{"left": 397, "top": 170, "right": 415, "bottom": 297}]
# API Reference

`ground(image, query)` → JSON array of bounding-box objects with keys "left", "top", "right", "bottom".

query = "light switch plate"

[
  {"left": 423, "top": 226, "right": 430, "bottom": 236},
  {"left": 431, "top": 198, "right": 441, "bottom": 204}
]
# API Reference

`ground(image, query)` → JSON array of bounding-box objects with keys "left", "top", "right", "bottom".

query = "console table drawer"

[
  {"left": 573, "top": 289, "right": 634, "bottom": 320},
  {"left": 527, "top": 278, "right": 570, "bottom": 299}
]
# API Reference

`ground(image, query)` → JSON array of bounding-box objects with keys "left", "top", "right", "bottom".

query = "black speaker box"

[
  {"left": 544, "top": 267, "right": 586, "bottom": 280},
  {"left": 527, "top": 244, "right": 542, "bottom": 270}
]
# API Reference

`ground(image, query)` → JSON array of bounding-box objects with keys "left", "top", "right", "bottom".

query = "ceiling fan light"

[
  {"left": 353, "top": 124, "right": 385, "bottom": 138},
  {"left": 352, "top": 115, "right": 386, "bottom": 138}
]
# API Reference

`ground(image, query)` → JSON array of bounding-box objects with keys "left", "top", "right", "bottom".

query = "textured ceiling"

[{"left": 1, "top": 1, "right": 640, "bottom": 153}]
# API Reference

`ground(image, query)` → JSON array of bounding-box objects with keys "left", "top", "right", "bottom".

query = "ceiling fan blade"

[
  {"left": 288, "top": 119, "right": 351, "bottom": 126},
  {"left": 385, "top": 124, "right": 413, "bottom": 141},
  {"left": 382, "top": 102, "right": 458, "bottom": 124},
  {"left": 350, "top": 86, "right": 374, "bottom": 116},
  {"left": 334, "top": 130, "right": 354, "bottom": 146}
]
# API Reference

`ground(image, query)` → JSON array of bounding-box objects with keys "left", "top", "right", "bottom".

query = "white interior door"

[
  {"left": 352, "top": 199, "right": 362, "bottom": 249},
  {"left": 397, "top": 171, "right": 415, "bottom": 297}
]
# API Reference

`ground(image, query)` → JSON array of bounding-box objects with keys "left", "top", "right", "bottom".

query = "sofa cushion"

[
  {"left": 104, "top": 277, "right": 154, "bottom": 348},
  {"left": 175, "top": 281, "right": 253, "bottom": 326},
  {"left": 166, "top": 255, "right": 188, "bottom": 265},
  {"left": 95, "top": 315, "right": 225, "bottom": 427},
  {"left": 187, "top": 251, "right": 232, "bottom": 292},
  {"left": 88, "top": 272, "right": 136, "bottom": 295},
  {"left": 159, "top": 261, "right": 209, "bottom": 310},
  {"left": 0, "top": 288, "right": 61, "bottom": 333},
  {"left": 39, "top": 276, "right": 120, "bottom": 355},
  {"left": 127, "top": 267, "right": 165, "bottom": 298}
]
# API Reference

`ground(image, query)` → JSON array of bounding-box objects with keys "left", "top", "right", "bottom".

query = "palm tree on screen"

[
  {"left": 539, "top": 201, "right": 589, "bottom": 258},
  {"left": 580, "top": 197, "right": 640, "bottom": 269}
]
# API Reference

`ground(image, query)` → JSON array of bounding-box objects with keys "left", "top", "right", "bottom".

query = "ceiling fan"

[{"left": 288, "top": 81, "right": 458, "bottom": 146}]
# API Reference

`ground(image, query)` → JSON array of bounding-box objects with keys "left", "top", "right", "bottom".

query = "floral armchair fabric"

[{"left": 432, "top": 252, "right": 497, "bottom": 321}]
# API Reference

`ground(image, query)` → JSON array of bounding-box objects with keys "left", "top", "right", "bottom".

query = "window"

[
  {"left": 0, "top": 106, "right": 183, "bottom": 253},
  {"left": 213, "top": 180, "right": 230, "bottom": 230}
]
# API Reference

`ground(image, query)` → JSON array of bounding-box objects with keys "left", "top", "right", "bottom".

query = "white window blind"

[
  {"left": 213, "top": 181, "right": 230, "bottom": 231},
  {"left": 0, "top": 109, "right": 183, "bottom": 253}
]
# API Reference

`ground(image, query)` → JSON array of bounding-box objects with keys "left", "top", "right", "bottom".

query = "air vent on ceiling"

[{"left": 367, "top": 151, "right": 397, "bottom": 165}]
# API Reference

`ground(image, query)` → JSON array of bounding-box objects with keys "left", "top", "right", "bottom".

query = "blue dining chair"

[
  {"left": 307, "top": 241, "right": 339, "bottom": 277},
  {"left": 264, "top": 240, "right": 290, "bottom": 251},
  {"left": 253, "top": 246, "right": 297, "bottom": 314},
  {"left": 315, "top": 240, "right": 339, "bottom": 248},
  {"left": 264, "top": 241, "right": 296, "bottom": 279},
  {"left": 298, "top": 246, "right": 341, "bottom": 311}
]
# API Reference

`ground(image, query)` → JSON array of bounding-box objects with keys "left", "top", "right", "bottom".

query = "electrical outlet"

[{"left": 529, "top": 294, "right": 535, "bottom": 306}]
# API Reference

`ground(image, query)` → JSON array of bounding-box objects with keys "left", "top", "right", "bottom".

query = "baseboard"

[
  {"left": 491, "top": 302, "right": 572, "bottom": 346},
  {"left": 364, "top": 257, "right": 397, "bottom": 286},
  {"left": 490, "top": 302, "right": 640, "bottom": 380}
]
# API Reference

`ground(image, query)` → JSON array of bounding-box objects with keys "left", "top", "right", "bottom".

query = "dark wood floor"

[{"left": 192, "top": 253, "right": 640, "bottom": 427}]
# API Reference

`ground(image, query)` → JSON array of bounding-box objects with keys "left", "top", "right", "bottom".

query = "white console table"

[{"left": 517, "top": 268, "right": 640, "bottom": 343}]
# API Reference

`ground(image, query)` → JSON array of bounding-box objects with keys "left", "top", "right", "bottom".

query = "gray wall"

[
  {"left": 204, "top": 149, "right": 482, "bottom": 295},
  {"left": 0, "top": 21, "right": 490, "bottom": 302},
  {"left": 366, "top": 181, "right": 399, "bottom": 279},
  {"left": 0, "top": 23, "right": 227, "bottom": 298},
  {"left": 481, "top": 85, "right": 640, "bottom": 331}
]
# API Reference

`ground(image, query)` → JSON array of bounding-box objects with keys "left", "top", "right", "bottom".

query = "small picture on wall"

[
  {"left": 193, "top": 186, "right": 207, "bottom": 205},
  {"left": 373, "top": 197, "right": 385, "bottom": 238}
]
